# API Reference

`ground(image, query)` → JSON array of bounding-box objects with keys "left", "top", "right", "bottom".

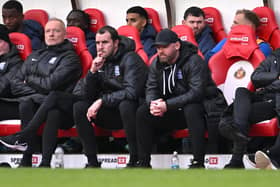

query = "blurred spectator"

[
  {"left": 2, "top": 0, "right": 44, "bottom": 50},
  {"left": 126, "top": 6, "right": 156, "bottom": 58},
  {"left": 66, "top": 9, "right": 97, "bottom": 58},
  {"left": 206, "top": 9, "right": 272, "bottom": 61},
  {"left": 182, "top": 6, "right": 216, "bottom": 58}
]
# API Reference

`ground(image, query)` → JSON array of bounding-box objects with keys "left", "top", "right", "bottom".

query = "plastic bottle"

[
  {"left": 54, "top": 146, "right": 64, "bottom": 168},
  {"left": 171, "top": 151, "right": 179, "bottom": 169}
]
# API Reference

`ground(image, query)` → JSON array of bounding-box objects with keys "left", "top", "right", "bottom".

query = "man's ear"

[
  {"left": 182, "top": 19, "right": 186, "bottom": 25},
  {"left": 175, "top": 41, "right": 181, "bottom": 50}
]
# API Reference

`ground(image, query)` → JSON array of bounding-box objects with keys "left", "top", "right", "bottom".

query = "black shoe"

[
  {"left": 224, "top": 160, "right": 244, "bottom": 169},
  {"left": 18, "top": 154, "right": 32, "bottom": 168},
  {"left": 38, "top": 163, "right": 51, "bottom": 168},
  {"left": 188, "top": 160, "right": 204, "bottom": 169},
  {"left": 60, "top": 138, "right": 82, "bottom": 153},
  {"left": 85, "top": 162, "right": 101, "bottom": 168},
  {"left": 126, "top": 160, "right": 138, "bottom": 168},
  {"left": 0, "top": 135, "right": 27, "bottom": 152},
  {"left": 135, "top": 160, "right": 152, "bottom": 168}
]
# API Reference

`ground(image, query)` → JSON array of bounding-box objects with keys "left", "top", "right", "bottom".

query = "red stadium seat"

[
  {"left": 253, "top": 6, "right": 280, "bottom": 50},
  {"left": 117, "top": 25, "right": 149, "bottom": 65},
  {"left": 144, "top": 7, "right": 162, "bottom": 33},
  {"left": 209, "top": 24, "right": 278, "bottom": 137},
  {"left": 9, "top": 32, "right": 32, "bottom": 60},
  {"left": 171, "top": 25, "right": 204, "bottom": 58},
  {"left": 84, "top": 8, "right": 106, "bottom": 33},
  {"left": 202, "top": 7, "right": 227, "bottom": 43},
  {"left": 24, "top": 9, "right": 49, "bottom": 27},
  {"left": 66, "top": 26, "right": 92, "bottom": 78}
]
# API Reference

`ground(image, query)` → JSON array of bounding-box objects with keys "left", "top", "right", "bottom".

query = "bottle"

[
  {"left": 54, "top": 146, "right": 64, "bottom": 168},
  {"left": 171, "top": 151, "right": 179, "bottom": 169}
]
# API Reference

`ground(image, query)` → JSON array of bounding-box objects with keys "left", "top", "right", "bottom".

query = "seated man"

[
  {"left": 0, "top": 18, "right": 82, "bottom": 167},
  {"left": 182, "top": 6, "right": 216, "bottom": 58},
  {"left": 206, "top": 9, "right": 272, "bottom": 62},
  {"left": 2, "top": 0, "right": 44, "bottom": 50},
  {"left": 66, "top": 9, "right": 97, "bottom": 58},
  {"left": 135, "top": 29, "right": 226, "bottom": 168},
  {"left": 220, "top": 48, "right": 280, "bottom": 168},
  {"left": 126, "top": 6, "right": 157, "bottom": 58},
  {"left": 0, "top": 24, "right": 23, "bottom": 121}
]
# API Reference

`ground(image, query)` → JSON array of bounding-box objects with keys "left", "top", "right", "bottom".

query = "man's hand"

[
  {"left": 90, "top": 55, "right": 105, "bottom": 73},
  {"left": 86, "top": 98, "right": 103, "bottom": 121},
  {"left": 150, "top": 98, "right": 167, "bottom": 117}
]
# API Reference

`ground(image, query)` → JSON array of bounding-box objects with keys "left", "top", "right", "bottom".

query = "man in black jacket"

[
  {"left": 73, "top": 25, "right": 148, "bottom": 167},
  {"left": 0, "top": 18, "right": 82, "bottom": 167},
  {"left": 0, "top": 24, "right": 23, "bottom": 121},
  {"left": 220, "top": 48, "right": 280, "bottom": 168},
  {"left": 135, "top": 29, "right": 224, "bottom": 168}
]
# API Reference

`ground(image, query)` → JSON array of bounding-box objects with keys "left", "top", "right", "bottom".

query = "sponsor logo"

[
  {"left": 97, "top": 156, "right": 127, "bottom": 165},
  {"left": 234, "top": 67, "right": 246, "bottom": 79},
  {"left": 16, "top": 44, "right": 24, "bottom": 50},
  {"left": 10, "top": 157, "right": 21, "bottom": 165},
  {"left": 91, "top": 19, "right": 97, "bottom": 25},
  {"left": 230, "top": 36, "right": 249, "bottom": 42},
  {"left": 117, "top": 157, "right": 127, "bottom": 164},
  {"left": 68, "top": 37, "right": 78, "bottom": 43},
  {"left": 205, "top": 157, "right": 218, "bottom": 165},
  {"left": 180, "top": 36, "right": 188, "bottom": 41},
  {"left": 32, "top": 156, "right": 39, "bottom": 164},
  {"left": 205, "top": 17, "right": 214, "bottom": 23},
  {"left": 260, "top": 17, "right": 268, "bottom": 23}
]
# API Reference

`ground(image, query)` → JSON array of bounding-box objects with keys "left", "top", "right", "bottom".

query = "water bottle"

[
  {"left": 54, "top": 146, "right": 64, "bottom": 168},
  {"left": 171, "top": 151, "right": 179, "bottom": 169}
]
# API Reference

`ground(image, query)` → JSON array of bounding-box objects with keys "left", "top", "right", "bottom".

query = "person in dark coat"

[
  {"left": 220, "top": 48, "right": 280, "bottom": 168},
  {"left": 135, "top": 29, "right": 226, "bottom": 168},
  {"left": 2, "top": 0, "right": 44, "bottom": 50},
  {"left": 0, "top": 24, "right": 23, "bottom": 120},
  {"left": 126, "top": 6, "right": 157, "bottom": 58},
  {"left": 0, "top": 18, "right": 82, "bottom": 167}
]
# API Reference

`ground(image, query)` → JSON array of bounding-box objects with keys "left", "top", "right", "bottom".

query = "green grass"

[{"left": 1, "top": 168, "right": 280, "bottom": 187}]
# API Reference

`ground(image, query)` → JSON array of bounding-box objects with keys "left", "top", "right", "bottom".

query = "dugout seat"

[
  {"left": 209, "top": 24, "right": 278, "bottom": 137},
  {"left": 66, "top": 26, "right": 92, "bottom": 78},
  {"left": 253, "top": 6, "right": 280, "bottom": 50},
  {"left": 117, "top": 25, "right": 149, "bottom": 65},
  {"left": 202, "top": 7, "right": 227, "bottom": 43},
  {"left": 84, "top": 8, "right": 106, "bottom": 33},
  {"left": 9, "top": 32, "right": 32, "bottom": 60},
  {"left": 24, "top": 9, "right": 49, "bottom": 27},
  {"left": 144, "top": 8, "right": 162, "bottom": 33}
]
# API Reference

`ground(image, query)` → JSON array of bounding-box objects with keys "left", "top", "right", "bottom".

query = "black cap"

[
  {"left": 0, "top": 24, "right": 11, "bottom": 44},
  {"left": 153, "top": 29, "right": 179, "bottom": 46}
]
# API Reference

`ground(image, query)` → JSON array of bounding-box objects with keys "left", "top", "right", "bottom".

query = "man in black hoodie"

[
  {"left": 0, "top": 24, "right": 22, "bottom": 121},
  {"left": 73, "top": 26, "right": 148, "bottom": 168},
  {"left": 136, "top": 29, "right": 224, "bottom": 168}
]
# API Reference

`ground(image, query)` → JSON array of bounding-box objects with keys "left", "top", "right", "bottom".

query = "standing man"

[
  {"left": 126, "top": 6, "right": 157, "bottom": 58},
  {"left": 2, "top": 0, "right": 44, "bottom": 50},
  {"left": 0, "top": 18, "right": 82, "bottom": 167},
  {"left": 182, "top": 6, "right": 216, "bottom": 58},
  {"left": 135, "top": 29, "right": 225, "bottom": 168},
  {"left": 73, "top": 26, "right": 147, "bottom": 167}
]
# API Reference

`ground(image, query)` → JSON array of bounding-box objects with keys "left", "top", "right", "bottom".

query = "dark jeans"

[
  {"left": 18, "top": 92, "right": 79, "bottom": 164},
  {"left": 136, "top": 102, "right": 206, "bottom": 163},
  {"left": 0, "top": 100, "right": 19, "bottom": 121},
  {"left": 73, "top": 99, "right": 138, "bottom": 164}
]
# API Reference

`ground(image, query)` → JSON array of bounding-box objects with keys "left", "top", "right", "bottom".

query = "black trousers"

[
  {"left": 18, "top": 92, "right": 79, "bottom": 164},
  {"left": 0, "top": 100, "right": 19, "bottom": 121},
  {"left": 73, "top": 99, "right": 138, "bottom": 164},
  {"left": 136, "top": 102, "right": 206, "bottom": 163},
  {"left": 233, "top": 88, "right": 276, "bottom": 135}
]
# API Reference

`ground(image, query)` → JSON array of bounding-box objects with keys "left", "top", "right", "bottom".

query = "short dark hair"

[
  {"left": 236, "top": 9, "right": 260, "bottom": 28},
  {"left": 2, "top": 0, "right": 23, "bottom": 13},
  {"left": 97, "top": 25, "right": 120, "bottom": 41},
  {"left": 66, "top": 9, "right": 91, "bottom": 28},
  {"left": 183, "top": 6, "right": 205, "bottom": 20},
  {"left": 126, "top": 6, "right": 148, "bottom": 20}
]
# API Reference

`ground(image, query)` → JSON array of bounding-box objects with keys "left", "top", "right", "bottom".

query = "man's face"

[
  {"left": 156, "top": 42, "right": 180, "bottom": 64},
  {"left": 232, "top": 13, "right": 254, "bottom": 29},
  {"left": 0, "top": 39, "right": 10, "bottom": 55},
  {"left": 2, "top": 8, "right": 23, "bottom": 32},
  {"left": 66, "top": 12, "right": 87, "bottom": 31},
  {"left": 182, "top": 15, "right": 205, "bottom": 36},
  {"left": 96, "top": 31, "right": 118, "bottom": 58},
  {"left": 126, "top": 13, "right": 146, "bottom": 32},
  {"left": 44, "top": 20, "right": 66, "bottom": 46}
]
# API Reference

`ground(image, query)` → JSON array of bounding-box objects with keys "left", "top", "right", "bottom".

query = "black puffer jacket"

[
  {"left": 146, "top": 41, "right": 220, "bottom": 111},
  {"left": 10, "top": 39, "right": 82, "bottom": 103},
  {"left": 0, "top": 44, "right": 23, "bottom": 97},
  {"left": 83, "top": 36, "right": 148, "bottom": 107}
]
